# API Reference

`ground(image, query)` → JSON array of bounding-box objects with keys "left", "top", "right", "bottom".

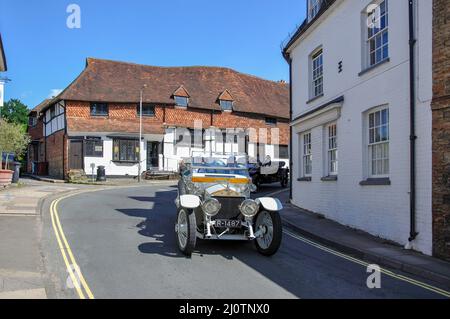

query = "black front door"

[
  {"left": 147, "top": 142, "right": 160, "bottom": 170},
  {"left": 69, "top": 140, "right": 83, "bottom": 170}
]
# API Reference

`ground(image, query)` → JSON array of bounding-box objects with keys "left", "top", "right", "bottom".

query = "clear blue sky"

[{"left": 0, "top": 0, "right": 306, "bottom": 109}]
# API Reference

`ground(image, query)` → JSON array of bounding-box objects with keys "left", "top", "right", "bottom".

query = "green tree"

[
  {"left": 1, "top": 99, "right": 29, "bottom": 126},
  {"left": 0, "top": 119, "right": 31, "bottom": 169}
]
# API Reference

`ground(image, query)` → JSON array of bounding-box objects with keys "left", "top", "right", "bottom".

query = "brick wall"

[
  {"left": 27, "top": 119, "right": 45, "bottom": 173},
  {"left": 431, "top": 0, "right": 450, "bottom": 260},
  {"left": 45, "top": 130, "right": 66, "bottom": 179},
  {"left": 65, "top": 100, "right": 289, "bottom": 145},
  {"left": 66, "top": 101, "right": 165, "bottom": 134},
  {"left": 28, "top": 119, "right": 43, "bottom": 142}
]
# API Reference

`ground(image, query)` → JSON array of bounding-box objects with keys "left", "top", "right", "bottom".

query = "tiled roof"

[
  {"left": 29, "top": 99, "right": 52, "bottom": 116},
  {"left": 56, "top": 58, "right": 289, "bottom": 119}
]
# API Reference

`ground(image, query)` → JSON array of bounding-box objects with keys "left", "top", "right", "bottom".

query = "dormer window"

[
  {"left": 172, "top": 86, "right": 190, "bottom": 108},
  {"left": 175, "top": 96, "right": 188, "bottom": 107},
  {"left": 308, "top": 0, "right": 322, "bottom": 21},
  {"left": 265, "top": 117, "right": 278, "bottom": 125},
  {"left": 217, "top": 89, "right": 234, "bottom": 112},
  {"left": 220, "top": 100, "right": 233, "bottom": 111}
]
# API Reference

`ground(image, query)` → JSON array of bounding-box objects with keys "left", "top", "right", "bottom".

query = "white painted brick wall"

[{"left": 289, "top": 0, "right": 433, "bottom": 254}]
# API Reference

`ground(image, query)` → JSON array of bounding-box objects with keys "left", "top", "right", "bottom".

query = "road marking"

[
  {"left": 48, "top": 183, "right": 175, "bottom": 299},
  {"left": 50, "top": 193, "right": 95, "bottom": 299},
  {"left": 283, "top": 229, "right": 450, "bottom": 298}
]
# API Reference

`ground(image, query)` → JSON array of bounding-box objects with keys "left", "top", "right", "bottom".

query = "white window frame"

[
  {"left": 367, "top": 106, "right": 389, "bottom": 178},
  {"left": 308, "top": 0, "right": 322, "bottom": 21},
  {"left": 219, "top": 100, "right": 233, "bottom": 112},
  {"left": 174, "top": 96, "right": 189, "bottom": 108},
  {"left": 366, "top": 0, "right": 389, "bottom": 67},
  {"left": 301, "top": 132, "right": 312, "bottom": 177},
  {"left": 310, "top": 48, "right": 323, "bottom": 99},
  {"left": 326, "top": 123, "right": 338, "bottom": 176}
]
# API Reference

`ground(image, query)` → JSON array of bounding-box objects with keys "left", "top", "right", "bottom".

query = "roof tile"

[{"left": 58, "top": 58, "right": 289, "bottom": 119}]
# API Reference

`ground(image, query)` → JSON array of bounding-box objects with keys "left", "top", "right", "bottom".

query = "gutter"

[{"left": 408, "top": 0, "right": 418, "bottom": 242}]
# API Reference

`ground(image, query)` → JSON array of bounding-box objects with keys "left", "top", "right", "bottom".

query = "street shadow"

[
  {"left": 128, "top": 197, "right": 156, "bottom": 203},
  {"left": 115, "top": 187, "right": 303, "bottom": 297}
]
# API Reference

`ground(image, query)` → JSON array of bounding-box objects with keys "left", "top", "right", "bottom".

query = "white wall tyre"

[
  {"left": 254, "top": 210, "right": 282, "bottom": 256},
  {"left": 175, "top": 209, "right": 197, "bottom": 256}
]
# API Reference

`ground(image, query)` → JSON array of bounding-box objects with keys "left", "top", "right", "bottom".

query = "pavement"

[
  {"left": 271, "top": 189, "right": 450, "bottom": 290},
  {"left": 0, "top": 178, "right": 81, "bottom": 299}
]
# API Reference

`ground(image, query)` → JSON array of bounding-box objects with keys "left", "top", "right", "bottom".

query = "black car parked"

[{"left": 248, "top": 158, "right": 289, "bottom": 190}]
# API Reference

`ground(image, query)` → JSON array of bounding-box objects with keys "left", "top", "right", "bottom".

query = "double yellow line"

[
  {"left": 50, "top": 194, "right": 95, "bottom": 299},
  {"left": 284, "top": 229, "right": 450, "bottom": 298}
]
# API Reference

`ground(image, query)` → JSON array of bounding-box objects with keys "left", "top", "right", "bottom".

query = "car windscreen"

[{"left": 192, "top": 161, "right": 249, "bottom": 176}]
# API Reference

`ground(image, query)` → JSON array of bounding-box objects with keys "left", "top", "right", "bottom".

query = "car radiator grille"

[{"left": 213, "top": 197, "right": 244, "bottom": 220}]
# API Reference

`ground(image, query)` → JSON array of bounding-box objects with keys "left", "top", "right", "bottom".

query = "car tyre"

[
  {"left": 280, "top": 176, "right": 288, "bottom": 188},
  {"left": 176, "top": 208, "right": 197, "bottom": 256},
  {"left": 253, "top": 176, "right": 261, "bottom": 190},
  {"left": 254, "top": 210, "right": 282, "bottom": 256}
]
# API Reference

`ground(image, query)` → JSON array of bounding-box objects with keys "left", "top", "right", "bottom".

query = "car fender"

[
  {"left": 179, "top": 194, "right": 201, "bottom": 209},
  {"left": 256, "top": 197, "right": 283, "bottom": 212}
]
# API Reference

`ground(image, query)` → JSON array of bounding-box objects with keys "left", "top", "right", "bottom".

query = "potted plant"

[{"left": 0, "top": 119, "right": 30, "bottom": 187}]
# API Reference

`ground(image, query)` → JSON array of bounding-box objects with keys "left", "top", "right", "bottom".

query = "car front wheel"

[
  {"left": 254, "top": 210, "right": 282, "bottom": 256},
  {"left": 175, "top": 208, "right": 197, "bottom": 256}
]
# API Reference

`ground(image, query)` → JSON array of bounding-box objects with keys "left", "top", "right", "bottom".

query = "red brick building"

[
  {"left": 27, "top": 99, "right": 48, "bottom": 175},
  {"left": 27, "top": 58, "right": 289, "bottom": 179},
  {"left": 431, "top": 0, "right": 450, "bottom": 260}
]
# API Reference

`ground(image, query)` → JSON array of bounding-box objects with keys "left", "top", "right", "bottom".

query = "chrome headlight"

[
  {"left": 202, "top": 198, "right": 222, "bottom": 217},
  {"left": 233, "top": 183, "right": 249, "bottom": 194},
  {"left": 239, "top": 199, "right": 259, "bottom": 218}
]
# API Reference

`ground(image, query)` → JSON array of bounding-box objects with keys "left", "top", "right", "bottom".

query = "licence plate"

[{"left": 215, "top": 220, "right": 242, "bottom": 228}]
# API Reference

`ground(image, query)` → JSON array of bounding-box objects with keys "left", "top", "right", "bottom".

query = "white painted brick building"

[{"left": 283, "top": 0, "right": 433, "bottom": 254}]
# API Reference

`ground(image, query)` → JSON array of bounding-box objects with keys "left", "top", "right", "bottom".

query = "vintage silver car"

[{"left": 175, "top": 157, "right": 283, "bottom": 256}]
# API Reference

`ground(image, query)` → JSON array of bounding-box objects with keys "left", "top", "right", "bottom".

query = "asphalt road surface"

[{"left": 41, "top": 183, "right": 448, "bottom": 299}]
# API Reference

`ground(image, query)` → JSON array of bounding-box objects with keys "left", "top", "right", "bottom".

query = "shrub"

[{"left": 0, "top": 119, "right": 31, "bottom": 170}]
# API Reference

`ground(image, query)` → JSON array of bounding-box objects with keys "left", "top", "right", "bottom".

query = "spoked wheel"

[
  {"left": 254, "top": 210, "right": 282, "bottom": 256},
  {"left": 175, "top": 209, "right": 197, "bottom": 256}
]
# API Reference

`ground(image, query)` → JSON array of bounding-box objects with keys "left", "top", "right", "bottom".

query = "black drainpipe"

[
  {"left": 287, "top": 56, "right": 293, "bottom": 201},
  {"left": 408, "top": 0, "right": 418, "bottom": 242}
]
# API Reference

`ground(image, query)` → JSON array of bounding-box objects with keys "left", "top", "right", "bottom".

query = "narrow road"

[{"left": 41, "top": 184, "right": 447, "bottom": 299}]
